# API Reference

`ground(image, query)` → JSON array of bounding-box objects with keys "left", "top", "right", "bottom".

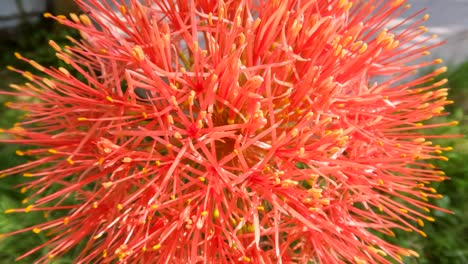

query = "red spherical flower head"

[{"left": 0, "top": 0, "right": 458, "bottom": 263}]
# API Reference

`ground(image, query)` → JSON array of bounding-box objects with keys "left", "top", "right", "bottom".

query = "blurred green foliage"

[{"left": 0, "top": 19, "right": 467, "bottom": 263}]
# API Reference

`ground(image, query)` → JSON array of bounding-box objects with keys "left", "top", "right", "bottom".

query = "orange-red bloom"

[{"left": 0, "top": 0, "right": 457, "bottom": 263}]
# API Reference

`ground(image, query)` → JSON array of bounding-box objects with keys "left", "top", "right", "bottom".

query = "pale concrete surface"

[{"left": 397, "top": 0, "right": 468, "bottom": 65}]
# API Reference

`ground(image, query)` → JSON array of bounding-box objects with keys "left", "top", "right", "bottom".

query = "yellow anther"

[
  {"left": 152, "top": 244, "right": 161, "bottom": 250},
  {"left": 120, "top": 5, "right": 127, "bottom": 14},
  {"left": 42, "top": 78, "right": 56, "bottom": 89},
  {"left": 69, "top": 13, "right": 79, "bottom": 23},
  {"left": 102, "top": 181, "right": 113, "bottom": 188},
  {"left": 392, "top": 0, "right": 405, "bottom": 7},
  {"left": 358, "top": 43, "right": 368, "bottom": 53},
  {"left": 77, "top": 117, "right": 87, "bottom": 121},
  {"left": 439, "top": 156, "right": 449, "bottom": 161},
  {"left": 79, "top": 14, "right": 92, "bottom": 26},
  {"left": 58, "top": 67, "right": 70, "bottom": 77},
  {"left": 172, "top": 131, "right": 182, "bottom": 139},
  {"left": 375, "top": 203, "right": 383, "bottom": 212},
  {"left": 432, "top": 78, "right": 448, "bottom": 87},
  {"left": 354, "top": 256, "right": 367, "bottom": 264},
  {"left": 92, "top": 202, "right": 98, "bottom": 208},
  {"left": 417, "top": 218, "right": 424, "bottom": 227},
  {"left": 105, "top": 96, "right": 114, "bottom": 103},
  {"left": 29, "top": 60, "right": 45, "bottom": 71},
  {"left": 67, "top": 158, "right": 74, "bottom": 164},
  {"left": 48, "top": 149, "right": 57, "bottom": 154},
  {"left": 376, "top": 29, "right": 388, "bottom": 44},
  {"left": 201, "top": 211, "right": 208, "bottom": 217},
  {"left": 257, "top": 206, "right": 265, "bottom": 211},
  {"left": 434, "top": 67, "right": 447, "bottom": 75},
  {"left": 22, "top": 71, "right": 34, "bottom": 81},
  {"left": 23, "top": 173, "right": 33, "bottom": 177},
  {"left": 117, "top": 204, "right": 123, "bottom": 210},
  {"left": 64, "top": 217, "right": 69, "bottom": 225},
  {"left": 167, "top": 115, "right": 174, "bottom": 124},
  {"left": 170, "top": 95, "right": 178, "bottom": 106},
  {"left": 290, "top": 128, "right": 299, "bottom": 137},
  {"left": 131, "top": 45, "right": 145, "bottom": 61},
  {"left": 418, "top": 230, "right": 427, "bottom": 237},
  {"left": 56, "top": 53, "right": 70, "bottom": 64},
  {"left": 32, "top": 228, "right": 41, "bottom": 234},
  {"left": 198, "top": 177, "right": 206, "bottom": 182}
]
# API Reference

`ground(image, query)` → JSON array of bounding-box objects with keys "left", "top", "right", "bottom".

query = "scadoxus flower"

[{"left": 0, "top": 0, "right": 457, "bottom": 263}]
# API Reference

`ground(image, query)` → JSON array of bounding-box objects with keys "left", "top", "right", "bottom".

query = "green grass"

[{"left": 0, "top": 20, "right": 467, "bottom": 263}]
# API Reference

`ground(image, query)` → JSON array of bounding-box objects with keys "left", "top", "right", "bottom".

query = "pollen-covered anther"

[
  {"left": 170, "top": 96, "right": 178, "bottom": 107},
  {"left": 353, "top": 256, "right": 367, "bottom": 264},
  {"left": 187, "top": 90, "right": 196, "bottom": 106},
  {"left": 56, "top": 53, "right": 70, "bottom": 64},
  {"left": 298, "top": 147, "right": 305, "bottom": 156},
  {"left": 281, "top": 179, "right": 298, "bottom": 188},
  {"left": 22, "top": 71, "right": 34, "bottom": 81},
  {"left": 290, "top": 128, "right": 299, "bottom": 137},
  {"left": 120, "top": 5, "right": 127, "bottom": 14},
  {"left": 77, "top": 14, "right": 91, "bottom": 26},
  {"left": 102, "top": 181, "right": 113, "bottom": 188},
  {"left": 376, "top": 29, "right": 388, "bottom": 44},
  {"left": 29, "top": 60, "right": 45, "bottom": 71},
  {"left": 42, "top": 78, "right": 56, "bottom": 89},
  {"left": 152, "top": 244, "right": 161, "bottom": 250},
  {"left": 167, "top": 115, "right": 174, "bottom": 125},
  {"left": 69, "top": 13, "right": 79, "bottom": 23},
  {"left": 392, "top": 0, "right": 405, "bottom": 7},
  {"left": 368, "top": 246, "right": 388, "bottom": 257},
  {"left": 131, "top": 45, "right": 145, "bottom": 61},
  {"left": 122, "top": 157, "right": 132, "bottom": 163},
  {"left": 241, "top": 256, "right": 251, "bottom": 262}
]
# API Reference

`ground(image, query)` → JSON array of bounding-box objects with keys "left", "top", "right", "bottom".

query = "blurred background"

[{"left": 0, "top": 0, "right": 466, "bottom": 263}]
